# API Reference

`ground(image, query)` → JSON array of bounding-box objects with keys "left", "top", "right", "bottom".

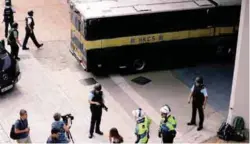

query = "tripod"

[{"left": 66, "top": 130, "right": 75, "bottom": 143}]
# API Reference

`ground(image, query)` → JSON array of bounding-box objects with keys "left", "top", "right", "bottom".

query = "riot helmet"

[
  {"left": 160, "top": 104, "right": 171, "bottom": 117},
  {"left": 132, "top": 108, "right": 146, "bottom": 121}
]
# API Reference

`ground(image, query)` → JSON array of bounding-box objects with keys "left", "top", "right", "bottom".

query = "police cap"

[
  {"left": 94, "top": 83, "right": 102, "bottom": 91},
  {"left": 195, "top": 76, "right": 203, "bottom": 84},
  {"left": 5, "top": 1, "right": 11, "bottom": 6},
  {"left": 12, "top": 22, "right": 18, "bottom": 28},
  {"left": 27, "top": 10, "right": 34, "bottom": 16}
]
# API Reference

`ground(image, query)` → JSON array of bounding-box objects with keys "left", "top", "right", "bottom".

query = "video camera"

[
  {"left": 61, "top": 114, "right": 74, "bottom": 143},
  {"left": 62, "top": 114, "right": 74, "bottom": 126}
]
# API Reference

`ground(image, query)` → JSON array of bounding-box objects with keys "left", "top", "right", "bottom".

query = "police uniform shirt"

[
  {"left": 27, "top": 17, "right": 32, "bottom": 25},
  {"left": 88, "top": 92, "right": 105, "bottom": 101},
  {"left": 191, "top": 85, "right": 208, "bottom": 97}
]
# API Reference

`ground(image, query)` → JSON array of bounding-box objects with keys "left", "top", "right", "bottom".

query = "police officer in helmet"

[
  {"left": 187, "top": 76, "right": 208, "bottom": 131},
  {"left": 7, "top": 22, "right": 22, "bottom": 60},
  {"left": 22, "top": 10, "right": 43, "bottom": 50},
  {"left": 132, "top": 108, "right": 152, "bottom": 143},
  {"left": 158, "top": 105, "right": 177, "bottom": 143},
  {"left": 3, "top": 1, "right": 15, "bottom": 38},
  {"left": 88, "top": 83, "right": 107, "bottom": 138}
]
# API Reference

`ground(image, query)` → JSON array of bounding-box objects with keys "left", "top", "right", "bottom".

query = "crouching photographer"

[{"left": 51, "top": 113, "right": 71, "bottom": 143}]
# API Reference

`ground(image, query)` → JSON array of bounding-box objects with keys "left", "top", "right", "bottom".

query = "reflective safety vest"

[
  {"left": 135, "top": 116, "right": 152, "bottom": 143},
  {"left": 159, "top": 115, "right": 177, "bottom": 133}
]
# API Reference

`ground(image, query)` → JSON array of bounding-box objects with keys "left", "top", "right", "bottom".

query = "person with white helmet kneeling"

[
  {"left": 132, "top": 108, "right": 152, "bottom": 144},
  {"left": 158, "top": 105, "right": 177, "bottom": 143}
]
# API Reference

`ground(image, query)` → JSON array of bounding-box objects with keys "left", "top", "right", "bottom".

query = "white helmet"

[
  {"left": 132, "top": 108, "right": 145, "bottom": 120},
  {"left": 160, "top": 105, "right": 171, "bottom": 114}
]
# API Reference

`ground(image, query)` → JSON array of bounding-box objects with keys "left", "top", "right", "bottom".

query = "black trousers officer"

[
  {"left": 10, "top": 42, "right": 19, "bottom": 59},
  {"left": 5, "top": 19, "right": 13, "bottom": 38},
  {"left": 89, "top": 106, "right": 102, "bottom": 135},
  {"left": 23, "top": 27, "right": 41, "bottom": 48},
  {"left": 190, "top": 102, "right": 204, "bottom": 127},
  {"left": 161, "top": 130, "right": 176, "bottom": 143}
]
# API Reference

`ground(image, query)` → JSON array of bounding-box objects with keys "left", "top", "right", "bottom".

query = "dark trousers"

[
  {"left": 191, "top": 102, "right": 204, "bottom": 127},
  {"left": 23, "top": 27, "right": 40, "bottom": 48},
  {"left": 10, "top": 43, "right": 19, "bottom": 58},
  {"left": 162, "top": 131, "right": 176, "bottom": 143},
  {"left": 89, "top": 107, "right": 102, "bottom": 134},
  {"left": 5, "top": 20, "right": 13, "bottom": 37}
]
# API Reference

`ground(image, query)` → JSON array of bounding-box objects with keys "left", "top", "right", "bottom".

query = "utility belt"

[
  {"left": 90, "top": 104, "right": 102, "bottom": 109},
  {"left": 162, "top": 130, "right": 176, "bottom": 137}
]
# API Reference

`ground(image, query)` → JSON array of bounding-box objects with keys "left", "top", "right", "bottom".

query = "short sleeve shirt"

[
  {"left": 27, "top": 17, "right": 32, "bottom": 25},
  {"left": 15, "top": 119, "right": 28, "bottom": 139},
  {"left": 13, "top": 30, "right": 18, "bottom": 39},
  {"left": 191, "top": 85, "right": 208, "bottom": 97}
]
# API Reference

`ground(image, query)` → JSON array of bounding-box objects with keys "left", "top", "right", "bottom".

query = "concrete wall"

[{"left": 227, "top": 0, "right": 249, "bottom": 130}]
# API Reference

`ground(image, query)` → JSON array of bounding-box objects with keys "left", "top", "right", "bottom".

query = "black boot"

[
  {"left": 187, "top": 122, "right": 196, "bottom": 126},
  {"left": 95, "top": 131, "right": 103, "bottom": 135},
  {"left": 37, "top": 43, "right": 43, "bottom": 48},
  {"left": 197, "top": 126, "right": 203, "bottom": 131},
  {"left": 89, "top": 133, "right": 93, "bottom": 139}
]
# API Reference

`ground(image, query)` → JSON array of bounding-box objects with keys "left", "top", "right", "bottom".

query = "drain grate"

[
  {"left": 131, "top": 76, "right": 151, "bottom": 85},
  {"left": 80, "top": 77, "right": 97, "bottom": 86}
]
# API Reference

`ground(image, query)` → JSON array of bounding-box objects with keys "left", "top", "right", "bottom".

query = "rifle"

[{"left": 100, "top": 102, "right": 108, "bottom": 111}]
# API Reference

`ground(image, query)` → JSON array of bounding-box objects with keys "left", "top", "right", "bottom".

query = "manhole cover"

[
  {"left": 131, "top": 76, "right": 151, "bottom": 85},
  {"left": 80, "top": 77, "right": 97, "bottom": 86}
]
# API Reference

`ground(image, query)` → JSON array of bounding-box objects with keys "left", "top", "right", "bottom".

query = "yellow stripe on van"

[
  {"left": 71, "top": 24, "right": 235, "bottom": 51},
  {"left": 215, "top": 27, "right": 234, "bottom": 36}
]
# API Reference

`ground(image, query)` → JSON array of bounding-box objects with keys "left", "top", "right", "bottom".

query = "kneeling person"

[{"left": 47, "top": 128, "right": 61, "bottom": 143}]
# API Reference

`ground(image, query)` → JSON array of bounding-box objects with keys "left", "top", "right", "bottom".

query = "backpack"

[
  {"left": 217, "top": 122, "right": 234, "bottom": 141},
  {"left": 10, "top": 124, "right": 19, "bottom": 140},
  {"left": 232, "top": 116, "right": 246, "bottom": 141}
]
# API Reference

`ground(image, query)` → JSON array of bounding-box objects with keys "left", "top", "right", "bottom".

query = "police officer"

[
  {"left": 132, "top": 108, "right": 152, "bottom": 143},
  {"left": 158, "top": 105, "right": 177, "bottom": 143},
  {"left": 3, "top": 1, "right": 15, "bottom": 38},
  {"left": 7, "top": 22, "right": 21, "bottom": 60},
  {"left": 187, "top": 76, "right": 208, "bottom": 131},
  {"left": 22, "top": 10, "right": 43, "bottom": 50},
  {"left": 88, "top": 83, "right": 107, "bottom": 138}
]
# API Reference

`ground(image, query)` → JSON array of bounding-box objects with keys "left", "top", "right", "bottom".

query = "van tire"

[{"left": 133, "top": 59, "right": 146, "bottom": 71}]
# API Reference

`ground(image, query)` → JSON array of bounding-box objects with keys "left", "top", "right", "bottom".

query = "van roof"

[{"left": 71, "top": 0, "right": 241, "bottom": 19}]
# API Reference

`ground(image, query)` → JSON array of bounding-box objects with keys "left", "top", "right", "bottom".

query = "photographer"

[
  {"left": 51, "top": 113, "right": 70, "bottom": 143},
  {"left": 88, "top": 83, "right": 108, "bottom": 139}
]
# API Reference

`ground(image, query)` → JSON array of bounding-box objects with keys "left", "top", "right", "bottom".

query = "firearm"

[{"left": 100, "top": 102, "right": 108, "bottom": 111}]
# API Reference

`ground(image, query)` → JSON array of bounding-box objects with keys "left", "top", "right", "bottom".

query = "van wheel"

[{"left": 133, "top": 59, "right": 146, "bottom": 71}]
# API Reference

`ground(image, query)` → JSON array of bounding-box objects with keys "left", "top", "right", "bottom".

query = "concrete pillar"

[{"left": 227, "top": 0, "right": 249, "bottom": 130}]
